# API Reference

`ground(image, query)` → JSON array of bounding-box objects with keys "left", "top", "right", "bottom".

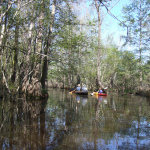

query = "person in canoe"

[
  {"left": 82, "top": 84, "right": 88, "bottom": 92},
  {"left": 70, "top": 87, "right": 75, "bottom": 92},
  {"left": 97, "top": 87, "right": 103, "bottom": 93},
  {"left": 76, "top": 84, "right": 81, "bottom": 91}
]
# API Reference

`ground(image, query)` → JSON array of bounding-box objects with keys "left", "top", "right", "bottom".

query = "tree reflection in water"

[
  {"left": 0, "top": 89, "right": 150, "bottom": 150},
  {"left": 0, "top": 95, "right": 47, "bottom": 150}
]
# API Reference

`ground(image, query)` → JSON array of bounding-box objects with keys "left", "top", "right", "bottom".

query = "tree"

[
  {"left": 116, "top": 51, "right": 138, "bottom": 93},
  {"left": 41, "top": 0, "right": 56, "bottom": 90},
  {"left": 21, "top": 0, "right": 45, "bottom": 96},
  {"left": 0, "top": 0, "right": 57, "bottom": 96},
  {"left": 143, "top": 60, "right": 150, "bottom": 91},
  {"left": 93, "top": 0, "right": 114, "bottom": 89},
  {"left": 121, "top": 0, "right": 150, "bottom": 91},
  {"left": 48, "top": 1, "right": 88, "bottom": 88},
  {"left": 11, "top": 0, "right": 20, "bottom": 82}
]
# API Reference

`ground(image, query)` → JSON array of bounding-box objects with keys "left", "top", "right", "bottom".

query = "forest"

[{"left": 0, "top": 0, "right": 150, "bottom": 98}]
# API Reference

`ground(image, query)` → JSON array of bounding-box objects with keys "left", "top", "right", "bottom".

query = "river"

[{"left": 0, "top": 88, "right": 150, "bottom": 150}]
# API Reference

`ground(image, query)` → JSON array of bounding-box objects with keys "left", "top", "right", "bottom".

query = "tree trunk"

[
  {"left": 28, "top": 0, "right": 44, "bottom": 96},
  {"left": 22, "top": 1, "right": 44, "bottom": 97},
  {"left": 11, "top": 0, "right": 20, "bottom": 83},
  {"left": 41, "top": 0, "right": 56, "bottom": 90},
  {"left": 139, "top": 1, "right": 142, "bottom": 91},
  {"left": 0, "top": 1, "right": 11, "bottom": 93},
  {"left": 21, "top": 21, "right": 34, "bottom": 94},
  {"left": 94, "top": 0, "right": 104, "bottom": 89}
]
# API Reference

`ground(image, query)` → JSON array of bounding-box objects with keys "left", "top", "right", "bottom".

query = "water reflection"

[
  {"left": 76, "top": 95, "right": 88, "bottom": 106},
  {"left": 0, "top": 89, "right": 150, "bottom": 149},
  {"left": 0, "top": 96, "right": 47, "bottom": 150}
]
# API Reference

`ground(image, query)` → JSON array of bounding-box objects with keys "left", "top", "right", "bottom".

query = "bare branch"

[{"left": 13, "top": 0, "right": 34, "bottom": 19}]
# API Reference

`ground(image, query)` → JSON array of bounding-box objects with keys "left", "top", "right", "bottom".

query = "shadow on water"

[{"left": 0, "top": 89, "right": 150, "bottom": 149}]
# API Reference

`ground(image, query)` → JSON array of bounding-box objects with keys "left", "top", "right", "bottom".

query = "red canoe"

[{"left": 98, "top": 93, "right": 107, "bottom": 96}]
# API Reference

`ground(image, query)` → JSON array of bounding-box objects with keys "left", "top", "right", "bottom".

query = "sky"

[
  {"left": 100, "top": 0, "right": 130, "bottom": 47},
  {"left": 73, "top": 0, "right": 150, "bottom": 61},
  {"left": 76, "top": 0, "right": 131, "bottom": 48}
]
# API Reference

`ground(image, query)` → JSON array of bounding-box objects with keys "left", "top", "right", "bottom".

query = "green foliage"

[
  {"left": 0, "top": 0, "right": 149, "bottom": 96},
  {"left": 120, "top": 0, "right": 150, "bottom": 92},
  {"left": 121, "top": 0, "right": 150, "bottom": 57}
]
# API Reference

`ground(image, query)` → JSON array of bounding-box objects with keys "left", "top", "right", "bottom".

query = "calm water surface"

[{"left": 0, "top": 88, "right": 150, "bottom": 150}]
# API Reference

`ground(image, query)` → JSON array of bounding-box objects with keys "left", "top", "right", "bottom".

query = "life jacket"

[{"left": 98, "top": 90, "right": 103, "bottom": 93}]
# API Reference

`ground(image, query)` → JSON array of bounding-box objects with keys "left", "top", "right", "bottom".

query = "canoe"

[
  {"left": 93, "top": 92, "right": 107, "bottom": 96},
  {"left": 98, "top": 93, "right": 107, "bottom": 96},
  {"left": 93, "top": 92, "right": 98, "bottom": 95},
  {"left": 75, "top": 91, "right": 88, "bottom": 95}
]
